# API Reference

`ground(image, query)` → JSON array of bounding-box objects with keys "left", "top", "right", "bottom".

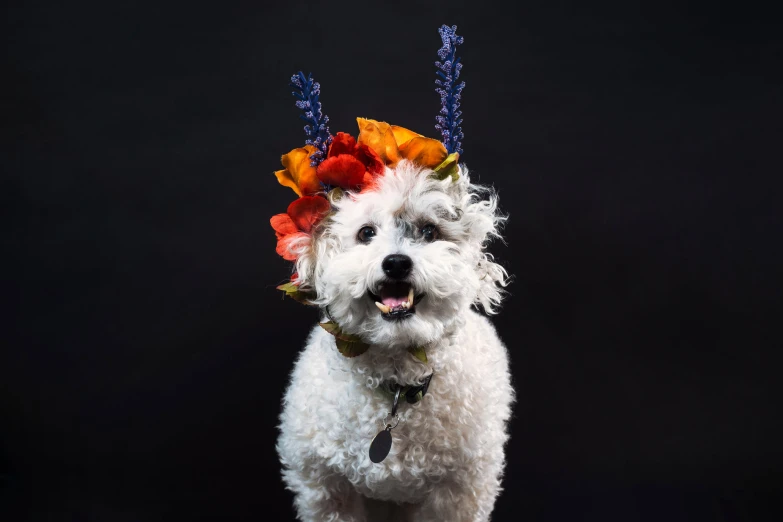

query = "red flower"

[
  {"left": 327, "top": 132, "right": 358, "bottom": 157},
  {"left": 354, "top": 143, "right": 385, "bottom": 176},
  {"left": 287, "top": 195, "right": 330, "bottom": 233},
  {"left": 317, "top": 154, "right": 365, "bottom": 187},
  {"left": 316, "top": 132, "right": 384, "bottom": 190},
  {"left": 271, "top": 196, "right": 330, "bottom": 260}
]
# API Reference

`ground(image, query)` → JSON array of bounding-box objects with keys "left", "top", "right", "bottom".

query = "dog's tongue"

[
  {"left": 381, "top": 296, "right": 407, "bottom": 307},
  {"left": 380, "top": 283, "right": 410, "bottom": 308}
]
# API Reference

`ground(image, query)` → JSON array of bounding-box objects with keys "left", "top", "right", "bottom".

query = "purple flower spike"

[
  {"left": 290, "top": 72, "right": 333, "bottom": 167},
  {"left": 434, "top": 25, "right": 465, "bottom": 156}
]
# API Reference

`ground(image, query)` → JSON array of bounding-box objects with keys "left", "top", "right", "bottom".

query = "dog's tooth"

[
  {"left": 402, "top": 301, "right": 410, "bottom": 309},
  {"left": 375, "top": 302, "right": 391, "bottom": 314},
  {"left": 408, "top": 287, "right": 415, "bottom": 305}
]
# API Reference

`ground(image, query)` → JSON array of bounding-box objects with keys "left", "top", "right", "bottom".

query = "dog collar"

[{"left": 379, "top": 373, "right": 434, "bottom": 405}]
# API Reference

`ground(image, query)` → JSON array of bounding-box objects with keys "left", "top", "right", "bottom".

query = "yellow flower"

[
  {"left": 274, "top": 145, "right": 322, "bottom": 197},
  {"left": 356, "top": 118, "right": 448, "bottom": 169}
]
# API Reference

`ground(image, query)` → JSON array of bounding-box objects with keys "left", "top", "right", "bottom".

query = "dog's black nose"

[{"left": 382, "top": 254, "right": 412, "bottom": 280}]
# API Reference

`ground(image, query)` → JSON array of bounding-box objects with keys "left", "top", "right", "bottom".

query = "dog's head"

[{"left": 289, "top": 160, "right": 507, "bottom": 348}]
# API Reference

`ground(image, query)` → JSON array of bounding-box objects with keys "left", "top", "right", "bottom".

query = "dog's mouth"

[{"left": 369, "top": 282, "right": 423, "bottom": 321}]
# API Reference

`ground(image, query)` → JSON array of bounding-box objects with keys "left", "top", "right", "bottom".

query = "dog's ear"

[
  {"left": 290, "top": 235, "right": 317, "bottom": 293},
  {"left": 291, "top": 220, "right": 340, "bottom": 300},
  {"left": 450, "top": 166, "right": 509, "bottom": 313}
]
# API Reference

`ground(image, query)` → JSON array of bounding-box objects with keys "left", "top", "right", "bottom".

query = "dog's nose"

[{"left": 382, "top": 254, "right": 412, "bottom": 280}]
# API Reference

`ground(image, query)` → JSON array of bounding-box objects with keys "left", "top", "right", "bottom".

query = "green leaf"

[
  {"left": 432, "top": 152, "right": 460, "bottom": 181},
  {"left": 288, "top": 289, "right": 316, "bottom": 304},
  {"left": 277, "top": 281, "right": 316, "bottom": 305},
  {"left": 408, "top": 346, "right": 428, "bottom": 363},
  {"left": 335, "top": 337, "right": 370, "bottom": 358},
  {"left": 320, "top": 321, "right": 370, "bottom": 357},
  {"left": 276, "top": 282, "right": 299, "bottom": 293},
  {"left": 319, "top": 321, "right": 341, "bottom": 336}
]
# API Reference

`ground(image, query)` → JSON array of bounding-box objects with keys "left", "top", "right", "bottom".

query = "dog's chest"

[{"left": 325, "top": 380, "right": 471, "bottom": 501}]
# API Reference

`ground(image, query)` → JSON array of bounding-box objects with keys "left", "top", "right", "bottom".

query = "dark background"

[{"left": 3, "top": 1, "right": 782, "bottom": 520}]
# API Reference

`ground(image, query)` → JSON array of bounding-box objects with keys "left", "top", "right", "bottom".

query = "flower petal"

[
  {"left": 356, "top": 118, "right": 401, "bottom": 167},
  {"left": 390, "top": 125, "right": 423, "bottom": 148},
  {"left": 270, "top": 213, "right": 298, "bottom": 239},
  {"left": 316, "top": 154, "right": 367, "bottom": 189},
  {"left": 274, "top": 169, "right": 301, "bottom": 197},
  {"left": 280, "top": 145, "right": 322, "bottom": 196},
  {"left": 327, "top": 132, "right": 357, "bottom": 158},
  {"left": 398, "top": 136, "right": 449, "bottom": 169},
  {"left": 359, "top": 171, "right": 379, "bottom": 193},
  {"left": 276, "top": 232, "right": 309, "bottom": 261},
  {"left": 355, "top": 144, "right": 385, "bottom": 176},
  {"left": 287, "top": 195, "right": 331, "bottom": 233}
]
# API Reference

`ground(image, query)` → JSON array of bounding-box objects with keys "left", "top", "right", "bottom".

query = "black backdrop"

[{"left": 3, "top": 1, "right": 782, "bottom": 520}]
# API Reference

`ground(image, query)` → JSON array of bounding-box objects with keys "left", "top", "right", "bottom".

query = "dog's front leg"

[
  {"left": 284, "top": 468, "right": 366, "bottom": 522},
  {"left": 411, "top": 478, "right": 500, "bottom": 522}
]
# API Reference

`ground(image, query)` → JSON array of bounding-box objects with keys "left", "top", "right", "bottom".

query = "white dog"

[{"left": 276, "top": 159, "right": 514, "bottom": 522}]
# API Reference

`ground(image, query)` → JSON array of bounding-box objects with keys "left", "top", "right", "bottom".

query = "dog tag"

[{"left": 369, "top": 427, "right": 393, "bottom": 463}]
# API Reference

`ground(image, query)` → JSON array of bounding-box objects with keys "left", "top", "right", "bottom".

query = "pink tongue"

[{"left": 382, "top": 296, "right": 407, "bottom": 307}]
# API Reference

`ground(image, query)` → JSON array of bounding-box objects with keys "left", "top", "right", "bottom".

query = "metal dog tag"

[
  {"left": 370, "top": 386, "right": 402, "bottom": 463},
  {"left": 369, "top": 427, "right": 393, "bottom": 463}
]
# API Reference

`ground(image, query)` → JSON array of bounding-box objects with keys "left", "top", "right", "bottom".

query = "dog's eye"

[
  {"left": 420, "top": 224, "right": 439, "bottom": 242},
  {"left": 357, "top": 225, "right": 376, "bottom": 243}
]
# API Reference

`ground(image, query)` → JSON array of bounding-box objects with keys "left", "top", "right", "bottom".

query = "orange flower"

[
  {"left": 356, "top": 119, "right": 401, "bottom": 166},
  {"left": 270, "top": 196, "right": 330, "bottom": 260},
  {"left": 274, "top": 145, "right": 322, "bottom": 197},
  {"left": 356, "top": 118, "right": 448, "bottom": 169}
]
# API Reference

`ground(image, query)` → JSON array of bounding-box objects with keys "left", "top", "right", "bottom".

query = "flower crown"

[{"left": 272, "top": 25, "right": 466, "bottom": 304}]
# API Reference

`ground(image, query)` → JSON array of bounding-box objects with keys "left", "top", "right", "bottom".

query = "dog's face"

[{"left": 295, "top": 161, "right": 506, "bottom": 349}]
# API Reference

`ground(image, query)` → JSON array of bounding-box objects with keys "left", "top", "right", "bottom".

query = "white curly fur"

[{"left": 277, "top": 161, "right": 514, "bottom": 521}]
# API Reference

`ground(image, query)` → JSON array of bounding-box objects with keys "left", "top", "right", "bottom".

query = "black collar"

[{"left": 379, "top": 373, "right": 434, "bottom": 406}]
